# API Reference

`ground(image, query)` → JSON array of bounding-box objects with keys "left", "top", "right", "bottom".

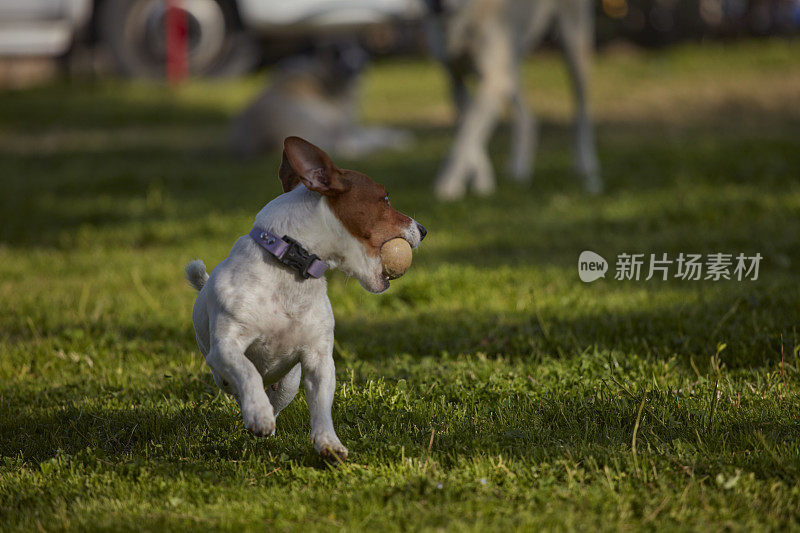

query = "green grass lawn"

[{"left": 1, "top": 39, "right": 800, "bottom": 531}]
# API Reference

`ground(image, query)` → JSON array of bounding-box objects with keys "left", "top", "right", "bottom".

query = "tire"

[{"left": 99, "top": 0, "right": 260, "bottom": 78}]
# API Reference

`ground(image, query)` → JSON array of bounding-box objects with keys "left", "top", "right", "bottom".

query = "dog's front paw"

[
  {"left": 312, "top": 433, "right": 348, "bottom": 460},
  {"left": 243, "top": 409, "right": 276, "bottom": 437}
]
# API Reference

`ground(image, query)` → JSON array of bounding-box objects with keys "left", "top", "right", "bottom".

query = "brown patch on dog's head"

[
  {"left": 325, "top": 169, "right": 414, "bottom": 258},
  {"left": 280, "top": 136, "right": 413, "bottom": 256}
]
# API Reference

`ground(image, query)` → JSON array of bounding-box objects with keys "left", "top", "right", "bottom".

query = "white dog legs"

[
  {"left": 207, "top": 335, "right": 277, "bottom": 438},
  {"left": 508, "top": 70, "right": 537, "bottom": 182},
  {"left": 435, "top": 20, "right": 514, "bottom": 200},
  {"left": 302, "top": 344, "right": 348, "bottom": 459},
  {"left": 558, "top": 2, "right": 602, "bottom": 194}
]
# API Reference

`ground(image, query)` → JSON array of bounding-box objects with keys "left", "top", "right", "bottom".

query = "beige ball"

[{"left": 381, "top": 238, "right": 412, "bottom": 279}]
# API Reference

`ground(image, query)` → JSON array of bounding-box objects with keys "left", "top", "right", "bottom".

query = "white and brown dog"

[{"left": 186, "top": 136, "right": 425, "bottom": 459}]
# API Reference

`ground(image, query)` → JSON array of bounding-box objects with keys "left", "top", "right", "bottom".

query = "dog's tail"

[{"left": 185, "top": 260, "right": 209, "bottom": 291}]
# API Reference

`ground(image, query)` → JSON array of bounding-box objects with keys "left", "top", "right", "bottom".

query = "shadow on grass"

[
  {"left": 0, "top": 81, "right": 230, "bottom": 131},
  {"left": 1, "top": 374, "right": 797, "bottom": 483},
  {"left": 0, "top": 380, "right": 316, "bottom": 468},
  {"left": 334, "top": 288, "right": 793, "bottom": 370}
]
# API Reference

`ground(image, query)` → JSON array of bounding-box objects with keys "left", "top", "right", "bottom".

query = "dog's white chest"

[{"left": 241, "top": 285, "right": 333, "bottom": 383}]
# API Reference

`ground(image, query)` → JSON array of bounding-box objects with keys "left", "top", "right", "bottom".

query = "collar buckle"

[
  {"left": 249, "top": 227, "right": 328, "bottom": 280},
  {"left": 277, "top": 235, "right": 320, "bottom": 279}
]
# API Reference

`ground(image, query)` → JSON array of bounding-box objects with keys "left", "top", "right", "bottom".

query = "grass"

[{"left": 1, "top": 39, "right": 800, "bottom": 531}]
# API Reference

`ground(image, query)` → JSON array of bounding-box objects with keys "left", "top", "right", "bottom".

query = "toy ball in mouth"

[{"left": 380, "top": 238, "right": 412, "bottom": 279}]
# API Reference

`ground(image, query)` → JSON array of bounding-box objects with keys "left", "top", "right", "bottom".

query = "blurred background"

[{"left": 1, "top": 0, "right": 799, "bottom": 86}]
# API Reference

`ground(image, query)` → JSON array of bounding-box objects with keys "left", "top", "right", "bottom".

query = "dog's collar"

[{"left": 249, "top": 227, "right": 328, "bottom": 280}]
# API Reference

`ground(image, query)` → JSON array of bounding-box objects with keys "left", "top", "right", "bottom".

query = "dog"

[
  {"left": 186, "top": 136, "right": 426, "bottom": 459},
  {"left": 230, "top": 45, "right": 411, "bottom": 159},
  {"left": 425, "top": 0, "right": 602, "bottom": 200}
]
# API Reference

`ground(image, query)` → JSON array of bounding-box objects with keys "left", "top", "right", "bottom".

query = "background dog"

[
  {"left": 426, "top": 0, "right": 602, "bottom": 200},
  {"left": 229, "top": 43, "right": 411, "bottom": 159}
]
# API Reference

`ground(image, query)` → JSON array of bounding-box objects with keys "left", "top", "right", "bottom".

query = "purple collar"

[{"left": 249, "top": 227, "right": 328, "bottom": 279}]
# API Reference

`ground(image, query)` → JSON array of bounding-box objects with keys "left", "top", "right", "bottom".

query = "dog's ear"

[
  {"left": 280, "top": 136, "right": 347, "bottom": 196},
  {"left": 278, "top": 151, "right": 302, "bottom": 193}
]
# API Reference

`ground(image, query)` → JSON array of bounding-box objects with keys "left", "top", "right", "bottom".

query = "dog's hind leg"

[
  {"left": 508, "top": 1, "right": 555, "bottom": 183},
  {"left": 508, "top": 69, "right": 536, "bottom": 182},
  {"left": 267, "top": 363, "right": 301, "bottom": 418},
  {"left": 557, "top": 0, "right": 602, "bottom": 194}
]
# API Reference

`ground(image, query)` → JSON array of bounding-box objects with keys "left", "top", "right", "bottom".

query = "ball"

[{"left": 380, "top": 238, "right": 412, "bottom": 279}]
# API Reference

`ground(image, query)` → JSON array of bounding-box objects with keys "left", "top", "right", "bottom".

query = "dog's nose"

[{"left": 416, "top": 223, "right": 427, "bottom": 241}]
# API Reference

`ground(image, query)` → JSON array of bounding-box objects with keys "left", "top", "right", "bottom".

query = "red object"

[{"left": 166, "top": 0, "right": 189, "bottom": 85}]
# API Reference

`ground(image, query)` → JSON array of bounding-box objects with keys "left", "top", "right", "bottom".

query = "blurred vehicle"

[
  {"left": 0, "top": 0, "right": 91, "bottom": 56},
  {"left": 0, "top": 0, "right": 422, "bottom": 77}
]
